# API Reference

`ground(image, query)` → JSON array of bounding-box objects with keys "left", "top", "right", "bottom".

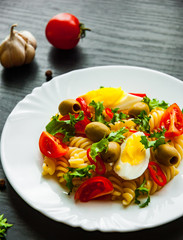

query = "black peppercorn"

[
  {"left": 0, "top": 179, "right": 6, "bottom": 190},
  {"left": 45, "top": 70, "right": 53, "bottom": 81}
]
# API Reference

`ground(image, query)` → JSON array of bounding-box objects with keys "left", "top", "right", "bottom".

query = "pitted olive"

[
  {"left": 85, "top": 122, "right": 110, "bottom": 142},
  {"left": 58, "top": 99, "right": 81, "bottom": 116},
  {"left": 154, "top": 144, "right": 179, "bottom": 166},
  {"left": 101, "top": 142, "right": 121, "bottom": 163},
  {"left": 128, "top": 102, "right": 150, "bottom": 117}
]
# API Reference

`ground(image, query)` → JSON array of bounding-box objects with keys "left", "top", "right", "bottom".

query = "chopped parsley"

[
  {"left": 140, "top": 128, "right": 166, "bottom": 151},
  {"left": 89, "top": 100, "right": 129, "bottom": 127},
  {"left": 0, "top": 214, "right": 13, "bottom": 239},
  {"left": 142, "top": 96, "right": 169, "bottom": 111},
  {"left": 90, "top": 128, "right": 128, "bottom": 160},
  {"left": 46, "top": 111, "right": 84, "bottom": 142},
  {"left": 132, "top": 110, "right": 151, "bottom": 133},
  {"left": 135, "top": 179, "right": 150, "bottom": 208},
  {"left": 110, "top": 108, "right": 129, "bottom": 125},
  {"left": 89, "top": 100, "right": 106, "bottom": 123},
  {"left": 63, "top": 165, "right": 95, "bottom": 194}
]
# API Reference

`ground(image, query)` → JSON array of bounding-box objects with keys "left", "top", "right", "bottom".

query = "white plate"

[{"left": 1, "top": 66, "right": 183, "bottom": 232}]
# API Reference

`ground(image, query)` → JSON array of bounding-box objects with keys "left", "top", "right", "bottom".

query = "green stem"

[{"left": 79, "top": 23, "right": 91, "bottom": 39}]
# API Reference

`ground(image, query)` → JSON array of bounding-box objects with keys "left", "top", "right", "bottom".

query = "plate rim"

[{"left": 1, "top": 65, "right": 183, "bottom": 232}]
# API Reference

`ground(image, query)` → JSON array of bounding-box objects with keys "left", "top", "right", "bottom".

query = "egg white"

[
  {"left": 114, "top": 93, "right": 142, "bottom": 110},
  {"left": 114, "top": 132, "right": 150, "bottom": 180}
]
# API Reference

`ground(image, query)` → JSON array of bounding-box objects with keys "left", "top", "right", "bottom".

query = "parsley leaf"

[
  {"left": 89, "top": 100, "right": 105, "bottom": 123},
  {"left": 63, "top": 165, "right": 95, "bottom": 194},
  {"left": 140, "top": 128, "right": 166, "bottom": 151},
  {"left": 142, "top": 96, "right": 169, "bottom": 111},
  {"left": 0, "top": 214, "right": 13, "bottom": 239},
  {"left": 132, "top": 110, "right": 151, "bottom": 133},
  {"left": 90, "top": 128, "right": 128, "bottom": 160},
  {"left": 110, "top": 108, "right": 129, "bottom": 125},
  {"left": 107, "top": 127, "right": 128, "bottom": 143},
  {"left": 46, "top": 111, "right": 84, "bottom": 142},
  {"left": 90, "top": 138, "right": 109, "bottom": 160},
  {"left": 135, "top": 179, "right": 150, "bottom": 208}
]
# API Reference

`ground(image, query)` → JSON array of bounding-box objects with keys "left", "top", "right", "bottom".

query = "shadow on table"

[
  {"left": 48, "top": 46, "right": 86, "bottom": 74},
  {"left": 6, "top": 182, "right": 183, "bottom": 240},
  {"left": 1, "top": 60, "right": 39, "bottom": 88}
]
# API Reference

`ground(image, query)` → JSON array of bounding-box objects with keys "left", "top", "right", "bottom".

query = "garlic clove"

[
  {"left": 24, "top": 43, "right": 35, "bottom": 64},
  {"left": 18, "top": 31, "right": 37, "bottom": 49}
]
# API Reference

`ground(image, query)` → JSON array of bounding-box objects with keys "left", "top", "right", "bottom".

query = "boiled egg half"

[{"left": 114, "top": 131, "right": 150, "bottom": 180}]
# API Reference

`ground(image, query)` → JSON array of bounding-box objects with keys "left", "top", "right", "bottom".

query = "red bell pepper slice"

[
  {"left": 87, "top": 148, "right": 106, "bottom": 175},
  {"left": 148, "top": 161, "right": 167, "bottom": 186},
  {"left": 76, "top": 97, "right": 91, "bottom": 118},
  {"left": 105, "top": 108, "right": 114, "bottom": 119},
  {"left": 129, "top": 93, "right": 147, "bottom": 98}
]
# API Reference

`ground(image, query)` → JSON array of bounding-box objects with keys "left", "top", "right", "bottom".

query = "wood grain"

[{"left": 0, "top": 0, "right": 183, "bottom": 239}]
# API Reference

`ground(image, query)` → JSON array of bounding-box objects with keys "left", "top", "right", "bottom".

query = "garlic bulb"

[{"left": 0, "top": 24, "right": 37, "bottom": 68}]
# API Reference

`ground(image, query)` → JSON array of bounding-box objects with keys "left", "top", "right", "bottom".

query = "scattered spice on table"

[
  {"left": 45, "top": 70, "right": 53, "bottom": 81},
  {"left": 0, "top": 179, "right": 6, "bottom": 190}
]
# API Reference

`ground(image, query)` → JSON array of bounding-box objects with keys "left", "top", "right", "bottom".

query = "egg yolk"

[
  {"left": 80, "top": 87, "right": 126, "bottom": 108},
  {"left": 121, "top": 134, "right": 145, "bottom": 165}
]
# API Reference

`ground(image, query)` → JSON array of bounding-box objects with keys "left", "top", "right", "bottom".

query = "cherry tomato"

[
  {"left": 60, "top": 113, "right": 90, "bottom": 134},
  {"left": 45, "top": 13, "right": 90, "bottom": 49},
  {"left": 160, "top": 103, "right": 183, "bottom": 138},
  {"left": 74, "top": 176, "right": 114, "bottom": 202},
  {"left": 39, "top": 131, "right": 69, "bottom": 158}
]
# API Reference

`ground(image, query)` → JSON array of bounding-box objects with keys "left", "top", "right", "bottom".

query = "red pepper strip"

[
  {"left": 129, "top": 93, "right": 147, "bottom": 98},
  {"left": 76, "top": 97, "right": 91, "bottom": 118},
  {"left": 87, "top": 148, "right": 106, "bottom": 175},
  {"left": 148, "top": 161, "right": 167, "bottom": 187},
  {"left": 105, "top": 108, "right": 114, "bottom": 119},
  {"left": 129, "top": 129, "right": 150, "bottom": 137}
]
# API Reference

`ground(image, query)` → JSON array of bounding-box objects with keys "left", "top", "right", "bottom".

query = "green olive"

[
  {"left": 128, "top": 102, "right": 150, "bottom": 117},
  {"left": 101, "top": 142, "right": 121, "bottom": 163},
  {"left": 85, "top": 122, "right": 110, "bottom": 142},
  {"left": 154, "top": 144, "right": 179, "bottom": 166},
  {"left": 58, "top": 99, "right": 81, "bottom": 116}
]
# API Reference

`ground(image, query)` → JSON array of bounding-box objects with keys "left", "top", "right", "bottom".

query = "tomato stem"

[{"left": 79, "top": 23, "right": 91, "bottom": 38}]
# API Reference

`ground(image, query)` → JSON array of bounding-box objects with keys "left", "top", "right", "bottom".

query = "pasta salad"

[{"left": 38, "top": 87, "right": 183, "bottom": 207}]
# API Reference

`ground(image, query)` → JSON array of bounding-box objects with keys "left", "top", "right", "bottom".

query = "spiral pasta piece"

[
  {"left": 42, "top": 156, "right": 56, "bottom": 176},
  {"left": 149, "top": 108, "right": 165, "bottom": 131},
  {"left": 107, "top": 172, "right": 123, "bottom": 200},
  {"left": 122, "top": 180, "right": 137, "bottom": 206},
  {"left": 66, "top": 147, "right": 90, "bottom": 168},
  {"left": 56, "top": 156, "right": 70, "bottom": 183},
  {"left": 68, "top": 136, "right": 94, "bottom": 150},
  {"left": 160, "top": 164, "right": 179, "bottom": 182},
  {"left": 109, "top": 119, "right": 136, "bottom": 131}
]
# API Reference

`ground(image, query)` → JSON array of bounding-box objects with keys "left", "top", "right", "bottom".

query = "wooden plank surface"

[{"left": 0, "top": 0, "right": 183, "bottom": 239}]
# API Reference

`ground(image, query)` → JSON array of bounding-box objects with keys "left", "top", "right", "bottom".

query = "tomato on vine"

[{"left": 45, "top": 13, "right": 90, "bottom": 49}]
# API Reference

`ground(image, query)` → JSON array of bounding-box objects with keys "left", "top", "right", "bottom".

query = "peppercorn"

[
  {"left": 45, "top": 70, "right": 53, "bottom": 81},
  {"left": 0, "top": 179, "right": 6, "bottom": 190}
]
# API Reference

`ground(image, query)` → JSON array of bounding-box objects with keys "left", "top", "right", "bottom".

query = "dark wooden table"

[{"left": 1, "top": 0, "right": 183, "bottom": 239}]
